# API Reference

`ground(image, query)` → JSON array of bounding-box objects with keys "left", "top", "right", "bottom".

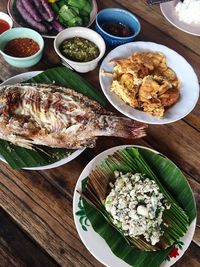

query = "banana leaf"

[
  {"left": 26, "top": 67, "right": 106, "bottom": 106},
  {"left": 81, "top": 147, "right": 196, "bottom": 267},
  {"left": 0, "top": 67, "right": 106, "bottom": 169}
]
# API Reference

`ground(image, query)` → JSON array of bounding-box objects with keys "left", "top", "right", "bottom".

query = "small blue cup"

[{"left": 95, "top": 8, "right": 141, "bottom": 48}]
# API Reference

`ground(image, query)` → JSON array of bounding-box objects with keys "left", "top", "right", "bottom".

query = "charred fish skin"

[{"left": 0, "top": 83, "right": 147, "bottom": 149}]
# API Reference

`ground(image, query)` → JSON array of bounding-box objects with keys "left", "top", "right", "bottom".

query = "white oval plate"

[
  {"left": 7, "top": 0, "right": 98, "bottom": 39},
  {"left": 0, "top": 71, "right": 84, "bottom": 170},
  {"left": 99, "top": 41, "right": 199, "bottom": 124},
  {"left": 160, "top": 0, "right": 200, "bottom": 36},
  {"left": 73, "top": 145, "right": 196, "bottom": 267}
]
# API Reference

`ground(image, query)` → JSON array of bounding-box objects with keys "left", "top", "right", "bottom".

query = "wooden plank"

[
  {"left": 0, "top": 208, "right": 58, "bottom": 267},
  {"left": 0, "top": 156, "right": 199, "bottom": 267},
  {"left": 0, "top": 242, "right": 25, "bottom": 267},
  {"left": 193, "top": 226, "right": 200, "bottom": 247},
  {"left": 174, "top": 242, "right": 200, "bottom": 267},
  {"left": 183, "top": 101, "right": 200, "bottom": 131},
  {"left": 0, "top": 0, "right": 199, "bottom": 266},
  {"left": 0, "top": 162, "right": 102, "bottom": 267},
  {"left": 142, "top": 121, "right": 200, "bottom": 183},
  {"left": 186, "top": 177, "right": 200, "bottom": 227}
]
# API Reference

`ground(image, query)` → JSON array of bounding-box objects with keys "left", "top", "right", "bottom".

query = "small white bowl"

[
  {"left": 0, "top": 11, "right": 13, "bottom": 33},
  {"left": 54, "top": 27, "right": 106, "bottom": 73}
]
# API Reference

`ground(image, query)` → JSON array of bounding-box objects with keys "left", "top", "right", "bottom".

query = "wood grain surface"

[
  {"left": 0, "top": 0, "right": 200, "bottom": 266},
  {"left": 0, "top": 208, "right": 59, "bottom": 267}
]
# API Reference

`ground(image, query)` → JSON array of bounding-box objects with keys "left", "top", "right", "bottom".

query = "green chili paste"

[{"left": 60, "top": 37, "right": 100, "bottom": 62}]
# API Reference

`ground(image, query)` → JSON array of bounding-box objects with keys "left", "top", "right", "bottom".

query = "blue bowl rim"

[
  {"left": 95, "top": 8, "right": 141, "bottom": 40},
  {"left": 0, "top": 27, "right": 44, "bottom": 60}
]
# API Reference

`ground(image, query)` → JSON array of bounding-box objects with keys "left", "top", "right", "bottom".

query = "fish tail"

[{"left": 97, "top": 116, "right": 147, "bottom": 139}]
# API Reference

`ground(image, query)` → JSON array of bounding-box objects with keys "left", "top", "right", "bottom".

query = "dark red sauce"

[
  {"left": 4, "top": 38, "right": 40, "bottom": 57},
  {"left": 102, "top": 22, "right": 133, "bottom": 37},
  {"left": 0, "top": 19, "right": 10, "bottom": 34}
]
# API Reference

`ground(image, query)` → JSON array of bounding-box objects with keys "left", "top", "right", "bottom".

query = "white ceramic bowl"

[
  {"left": 0, "top": 11, "right": 13, "bottom": 33},
  {"left": 54, "top": 27, "right": 106, "bottom": 73}
]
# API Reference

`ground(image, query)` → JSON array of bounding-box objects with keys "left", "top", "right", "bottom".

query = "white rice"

[{"left": 175, "top": 0, "right": 200, "bottom": 24}]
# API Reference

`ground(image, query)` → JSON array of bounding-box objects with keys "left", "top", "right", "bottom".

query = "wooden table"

[{"left": 0, "top": 1, "right": 200, "bottom": 266}]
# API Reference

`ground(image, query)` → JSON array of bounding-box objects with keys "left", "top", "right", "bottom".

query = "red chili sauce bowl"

[{"left": 0, "top": 12, "right": 13, "bottom": 34}]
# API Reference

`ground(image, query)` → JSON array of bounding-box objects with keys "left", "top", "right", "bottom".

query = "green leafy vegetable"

[
  {"left": 51, "top": 0, "right": 92, "bottom": 27},
  {"left": 68, "top": 0, "right": 90, "bottom": 10},
  {"left": 59, "top": 5, "right": 78, "bottom": 26},
  {"left": 67, "top": 16, "right": 83, "bottom": 27},
  {"left": 57, "top": 0, "right": 67, "bottom": 8},
  {"left": 51, "top": 2, "right": 59, "bottom": 13},
  {"left": 82, "top": 1, "right": 92, "bottom": 13}
]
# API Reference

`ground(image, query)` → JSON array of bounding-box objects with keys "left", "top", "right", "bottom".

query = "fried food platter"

[{"left": 99, "top": 41, "right": 199, "bottom": 124}]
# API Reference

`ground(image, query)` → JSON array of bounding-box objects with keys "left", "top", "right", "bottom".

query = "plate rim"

[
  {"left": 0, "top": 71, "right": 85, "bottom": 170},
  {"left": 160, "top": 0, "right": 200, "bottom": 36},
  {"left": 7, "top": 0, "right": 98, "bottom": 39},
  {"left": 99, "top": 41, "right": 199, "bottom": 125},
  {"left": 73, "top": 144, "right": 197, "bottom": 267}
]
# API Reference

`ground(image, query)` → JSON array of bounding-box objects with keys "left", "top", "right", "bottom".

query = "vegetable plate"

[{"left": 7, "top": 0, "right": 98, "bottom": 38}]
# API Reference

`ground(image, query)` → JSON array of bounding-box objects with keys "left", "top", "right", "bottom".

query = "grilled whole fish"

[{"left": 0, "top": 84, "right": 147, "bottom": 149}]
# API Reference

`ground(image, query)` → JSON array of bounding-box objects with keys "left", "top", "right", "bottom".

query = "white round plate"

[
  {"left": 160, "top": 0, "right": 200, "bottom": 36},
  {"left": 73, "top": 145, "right": 196, "bottom": 267},
  {"left": 0, "top": 71, "right": 84, "bottom": 170},
  {"left": 99, "top": 41, "right": 199, "bottom": 125},
  {"left": 7, "top": 0, "right": 98, "bottom": 39}
]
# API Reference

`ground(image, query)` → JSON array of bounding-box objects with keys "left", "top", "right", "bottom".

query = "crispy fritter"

[
  {"left": 159, "top": 88, "right": 180, "bottom": 107},
  {"left": 111, "top": 74, "right": 140, "bottom": 108},
  {"left": 108, "top": 51, "right": 181, "bottom": 118},
  {"left": 142, "top": 99, "right": 165, "bottom": 118},
  {"left": 131, "top": 52, "right": 165, "bottom": 70}
]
